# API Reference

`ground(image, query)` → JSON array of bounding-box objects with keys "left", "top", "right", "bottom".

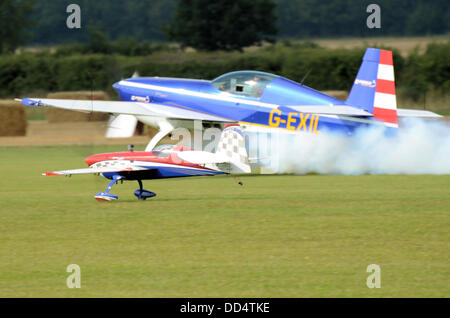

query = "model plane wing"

[
  {"left": 18, "top": 98, "right": 232, "bottom": 122},
  {"left": 43, "top": 164, "right": 149, "bottom": 176}
]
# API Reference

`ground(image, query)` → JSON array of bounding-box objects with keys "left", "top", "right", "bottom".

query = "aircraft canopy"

[{"left": 212, "top": 71, "right": 278, "bottom": 98}]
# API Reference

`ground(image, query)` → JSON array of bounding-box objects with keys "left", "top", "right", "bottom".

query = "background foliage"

[
  {"left": 23, "top": 0, "right": 450, "bottom": 45},
  {"left": 0, "top": 0, "right": 34, "bottom": 53},
  {"left": 167, "top": 0, "right": 277, "bottom": 51}
]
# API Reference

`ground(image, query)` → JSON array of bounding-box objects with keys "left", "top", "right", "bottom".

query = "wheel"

[
  {"left": 94, "top": 192, "right": 118, "bottom": 202},
  {"left": 134, "top": 189, "right": 156, "bottom": 200}
]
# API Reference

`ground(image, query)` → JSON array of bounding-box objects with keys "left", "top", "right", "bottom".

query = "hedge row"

[
  {"left": 0, "top": 54, "right": 120, "bottom": 97},
  {"left": 0, "top": 43, "right": 448, "bottom": 102}
]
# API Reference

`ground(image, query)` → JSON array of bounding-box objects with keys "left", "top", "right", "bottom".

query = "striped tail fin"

[{"left": 346, "top": 48, "right": 398, "bottom": 128}]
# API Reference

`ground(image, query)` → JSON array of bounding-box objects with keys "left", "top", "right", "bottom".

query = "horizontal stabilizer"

[
  {"left": 285, "top": 105, "right": 442, "bottom": 119},
  {"left": 284, "top": 105, "right": 372, "bottom": 116},
  {"left": 397, "top": 109, "right": 442, "bottom": 118},
  {"left": 177, "top": 151, "right": 228, "bottom": 164}
]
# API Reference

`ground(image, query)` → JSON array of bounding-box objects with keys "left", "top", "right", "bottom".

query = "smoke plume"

[{"left": 260, "top": 118, "right": 450, "bottom": 175}]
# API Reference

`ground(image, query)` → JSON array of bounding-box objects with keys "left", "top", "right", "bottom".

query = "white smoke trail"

[{"left": 259, "top": 118, "right": 450, "bottom": 175}]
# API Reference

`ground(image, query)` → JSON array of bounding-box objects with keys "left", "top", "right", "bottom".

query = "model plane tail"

[
  {"left": 175, "top": 124, "right": 251, "bottom": 173},
  {"left": 346, "top": 48, "right": 398, "bottom": 128},
  {"left": 215, "top": 124, "right": 250, "bottom": 173}
]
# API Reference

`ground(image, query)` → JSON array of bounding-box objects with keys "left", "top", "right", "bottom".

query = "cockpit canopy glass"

[
  {"left": 152, "top": 144, "right": 176, "bottom": 157},
  {"left": 211, "top": 71, "right": 278, "bottom": 98}
]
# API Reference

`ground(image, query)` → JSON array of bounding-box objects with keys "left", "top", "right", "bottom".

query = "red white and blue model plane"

[
  {"left": 17, "top": 48, "right": 441, "bottom": 200},
  {"left": 42, "top": 125, "right": 250, "bottom": 201}
]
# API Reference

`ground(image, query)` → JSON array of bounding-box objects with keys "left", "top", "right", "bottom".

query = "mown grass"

[{"left": 0, "top": 145, "right": 448, "bottom": 297}]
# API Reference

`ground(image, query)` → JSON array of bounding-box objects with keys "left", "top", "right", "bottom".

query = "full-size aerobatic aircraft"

[
  {"left": 42, "top": 125, "right": 250, "bottom": 201},
  {"left": 19, "top": 48, "right": 440, "bottom": 153}
]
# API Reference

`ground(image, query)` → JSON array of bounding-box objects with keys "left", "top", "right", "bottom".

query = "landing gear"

[
  {"left": 94, "top": 176, "right": 155, "bottom": 202},
  {"left": 144, "top": 121, "right": 174, "bottom": 151},
  {"left": 94, "top": 175, "right": 123, "bottom": 202},
  {"left": 134, "top": 179, "right": 156, "bottom": 200}
]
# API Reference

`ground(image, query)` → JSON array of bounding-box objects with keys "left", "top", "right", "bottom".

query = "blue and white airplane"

[{"left": 19, "top": 48, "right": 440, "bottom": 154}]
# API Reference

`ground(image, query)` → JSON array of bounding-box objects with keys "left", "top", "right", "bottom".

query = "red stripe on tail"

[
  {"left": 373, "top": 108, "right": 398, "bottom": 125},
  {"left": 375, "top": 79, "right": 396, "bottom": 95},
  {"left": 379, "top": 50, "right": 393, "bottom": 65}
]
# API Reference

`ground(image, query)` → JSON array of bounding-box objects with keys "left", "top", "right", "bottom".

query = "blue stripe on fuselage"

[{"left": 102, "top": 165, "right": 224, "bottom": 180}]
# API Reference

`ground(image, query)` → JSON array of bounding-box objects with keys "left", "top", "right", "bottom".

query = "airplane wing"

[
  {"left": 42, "top": 164, "right": 149, "bottom": 176},
  {"left": 18, "top": 98, "right": 233, "bottom": 122}
]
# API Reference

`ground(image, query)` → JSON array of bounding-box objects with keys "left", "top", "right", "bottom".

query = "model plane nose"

[
  {"left": 85, "top": 155, "right": 96, "bottom": 166},
  {"left": 85, "top": 154, "right": 104, "bottom": 166}
]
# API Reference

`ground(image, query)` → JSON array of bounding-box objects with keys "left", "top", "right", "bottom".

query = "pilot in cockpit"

[{"left": 250, "top": 76, "right": 264, "bottom": 97}]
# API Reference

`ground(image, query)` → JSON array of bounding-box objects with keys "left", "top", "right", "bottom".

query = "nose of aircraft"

[
  {"left": 85, "top": 154, "right": 96, "bottom": 166},
  {"left": 112, "top": 82, "right": 121, "bottom": 90},
  {"left": 117, "top": 76, "right": 211, "bottom": 92},
  {"left": 85, "top": 153, "right": 107, "bottom": 166}
]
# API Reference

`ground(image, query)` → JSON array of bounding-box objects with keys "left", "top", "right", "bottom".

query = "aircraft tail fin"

[
  {"left": 346, "top": 48, "right": 398, "bottom": 128},
  {"left": 215, "top": 124, "right": 251, "bottom": 173}
]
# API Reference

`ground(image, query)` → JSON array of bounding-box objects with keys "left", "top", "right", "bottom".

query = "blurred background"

[{"left": 0, "top": 0, "right": 448, "bottom": 140}]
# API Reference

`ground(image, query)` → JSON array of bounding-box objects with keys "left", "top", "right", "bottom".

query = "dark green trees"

[
  {"left": 0, "top": 0, "right": 34, "bottom": 53},
  {"left": 167, "top": 0, "right": 277, "bottom": 51}
]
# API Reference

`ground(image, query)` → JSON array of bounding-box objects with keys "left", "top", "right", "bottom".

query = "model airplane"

[
  {"left": 42, "top": 125, "right": 250, "bottom": 201},
  {"left": 18, "top": 47, "right": 441, "bottom": 168}
]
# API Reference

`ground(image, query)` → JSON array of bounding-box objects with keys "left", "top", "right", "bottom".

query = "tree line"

[{"left": 1, "top": 0, "right": 448, "bottom": 53}]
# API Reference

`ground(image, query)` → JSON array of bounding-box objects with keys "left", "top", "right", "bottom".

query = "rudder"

[
  {"left": 346, "top": 48, "right": 398, "bottom": 127},
  {"left": 216, "top": 124, "right": 251, "bottom": 173}
]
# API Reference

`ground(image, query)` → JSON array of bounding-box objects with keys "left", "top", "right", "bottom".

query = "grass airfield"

[{"left": 0, "top": 145, "right": 448, "bottom": 297}]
